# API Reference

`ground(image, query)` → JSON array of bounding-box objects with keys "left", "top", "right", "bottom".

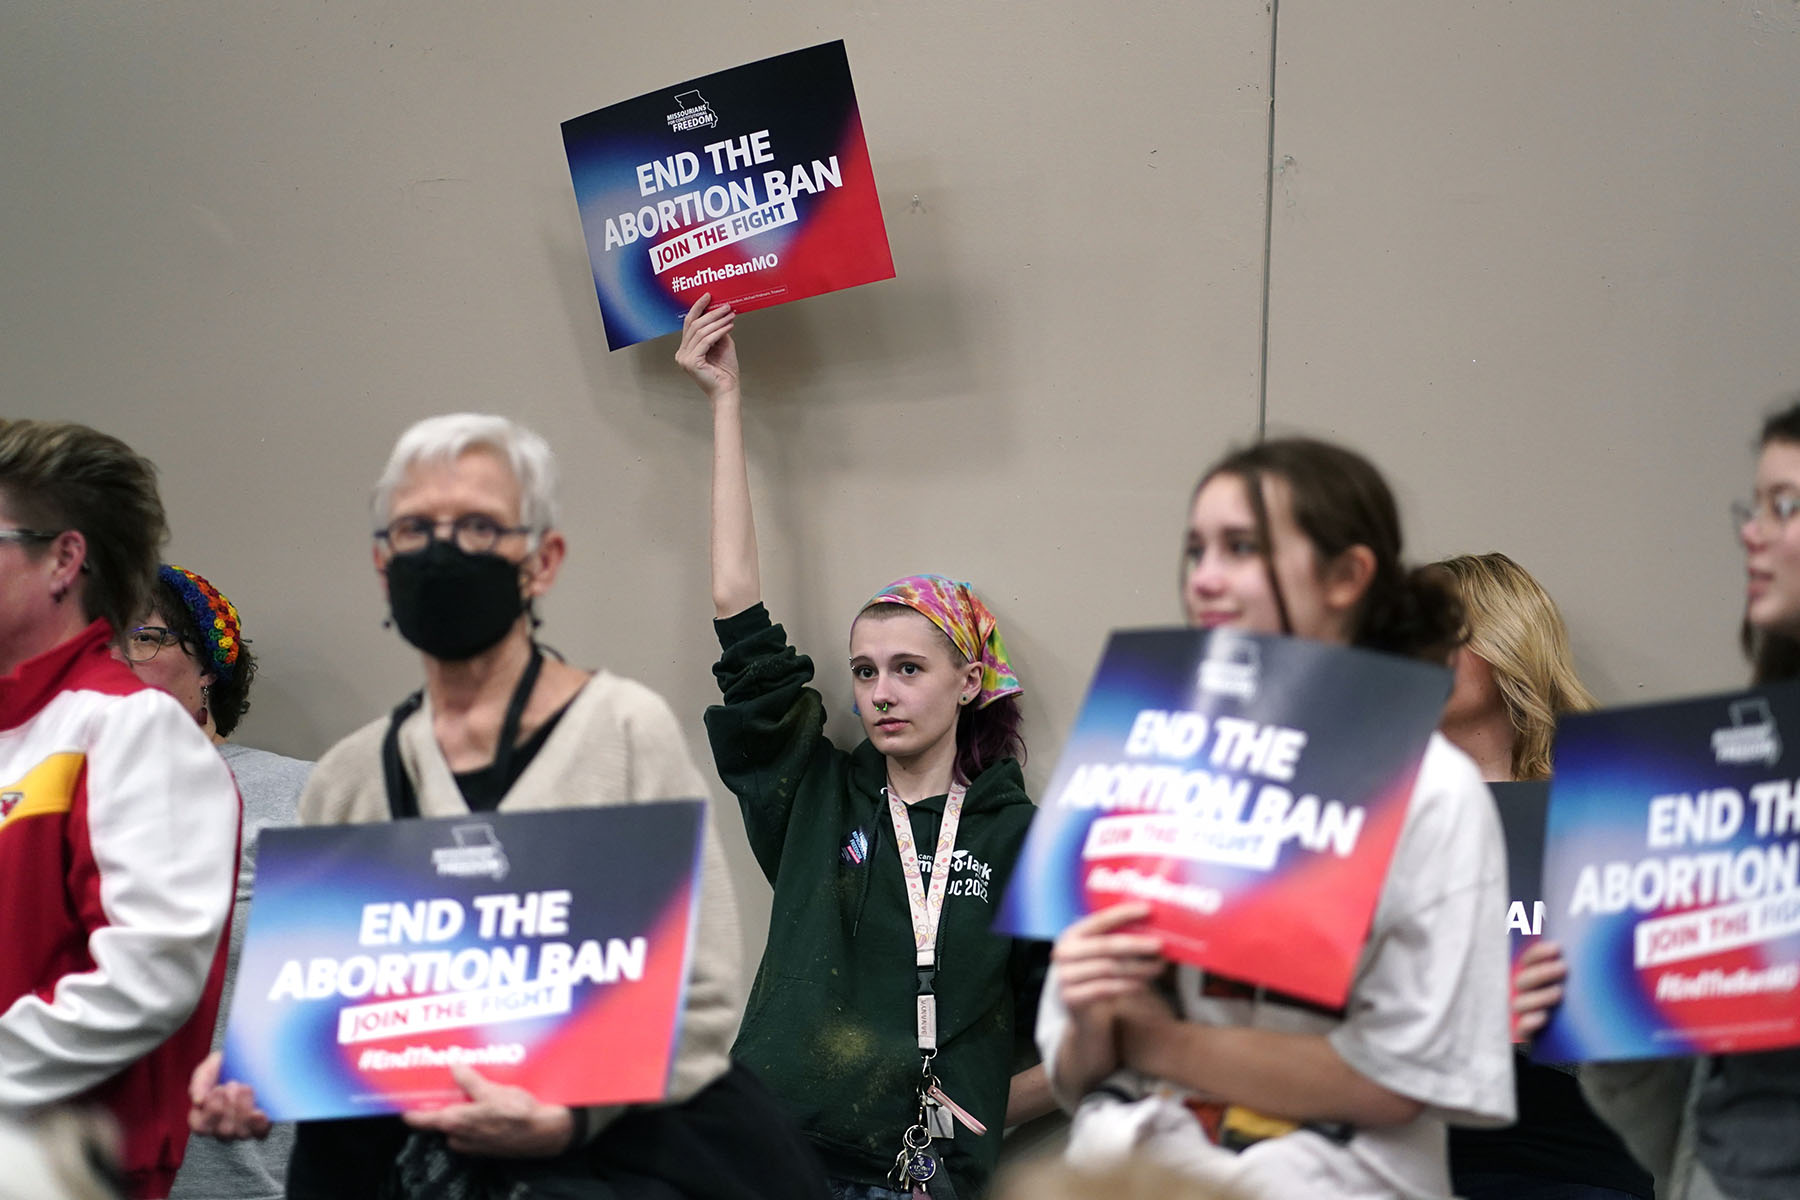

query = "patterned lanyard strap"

[{"left": 885, "top": 780, "right": 966, "bottom": 1053}]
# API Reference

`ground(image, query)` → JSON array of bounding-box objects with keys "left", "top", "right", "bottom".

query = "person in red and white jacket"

[{"left": 0, "top": 419, "right": 239, "bottom": 1200}]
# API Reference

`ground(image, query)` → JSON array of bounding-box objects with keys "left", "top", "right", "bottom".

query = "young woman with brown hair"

[{"left": 1038, "top": 438, "right": 1515, "bottom": 1200}]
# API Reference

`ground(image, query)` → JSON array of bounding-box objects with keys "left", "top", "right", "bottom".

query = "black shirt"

[
  {"left": 450, "top": 703, "right": 571, "bottom": 811},
  {"left": 1449, "top": 1054, "right": 1654, "bottom": 1197}
]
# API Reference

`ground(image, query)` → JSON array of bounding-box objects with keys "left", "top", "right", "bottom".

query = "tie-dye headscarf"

[{"left": 860, "top": 574, "right": 1023, "bottom": 707}]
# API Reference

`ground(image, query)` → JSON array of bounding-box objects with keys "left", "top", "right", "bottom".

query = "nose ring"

[{"left": 876, "top": 702, "right": 890, "bottom": 713}]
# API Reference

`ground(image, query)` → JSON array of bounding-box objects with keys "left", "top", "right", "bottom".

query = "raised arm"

[{"left": 676, "top": 295, "right": 759, "bottom": 619}]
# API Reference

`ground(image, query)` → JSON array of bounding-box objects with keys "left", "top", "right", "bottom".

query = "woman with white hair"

[{"left": 189, "top": 412, "right": 826, "bottom": 1200}]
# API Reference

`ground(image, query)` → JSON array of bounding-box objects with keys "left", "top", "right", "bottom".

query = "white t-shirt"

[{"left": 1037, "top": 733, "right": 1516, "bottom": 1200}]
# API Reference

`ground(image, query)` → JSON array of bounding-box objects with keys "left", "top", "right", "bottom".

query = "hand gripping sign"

[
  {"left": 993, "top": 629, "right": 1450, "bottom": 1008},
  {"left": 1537, "top": 683, "right": 1800, "bottom": 1062},
  {"left": 219, "top": 802, "right": 706, "bottom": 1120},
  {"left": 563, "top": 40, "right": 895, "bottom": 350}
]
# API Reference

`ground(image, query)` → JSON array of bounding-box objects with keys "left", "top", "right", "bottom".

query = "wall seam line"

[{"left": 1257, "top": 0, "right": 1281, "bottom": 441}]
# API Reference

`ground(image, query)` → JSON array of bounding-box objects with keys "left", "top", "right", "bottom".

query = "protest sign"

[
  {"left": 219, "top": 802, "right": 705, "bottom": 1120},
  {"left": 993, "top": 628, "right": 1449, "bottom": 1008},
  {"left": 1537, "top": 684, "right": 1800, "bottom": 1061},
  {"left": 1494, "top": 781, "right": 1551, "bottom": 962},
  {"left": 563, "top": 40, "right": 894, "bottom": 350}
]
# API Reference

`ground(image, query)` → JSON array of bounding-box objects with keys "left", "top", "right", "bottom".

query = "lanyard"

[
  {"left": 489, "top": 644, "right": 545, "bottom": 794},
  {"left": 885, "top": 780, "right": 966, "bottom": 1053},
  {"left": 381, "top": 643, "right": 543, "bottom": 820}
]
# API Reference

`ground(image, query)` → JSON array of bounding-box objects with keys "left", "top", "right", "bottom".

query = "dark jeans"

[{"left": 1453, "top": 1174, "right": 1649, "bottom": 1200}]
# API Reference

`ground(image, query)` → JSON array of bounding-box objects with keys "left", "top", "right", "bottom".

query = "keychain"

[
  {"left": 890, "top": 1122, "right": 937, "bottom": 1192},
  {"left": 902, "top": 1123, "right": 937, "bottom": 1182},
  {"left": 925, "top": 1074, "right": 985, "bottom": 1137},
  {"left": 919, "top": 1071, "right": 986, "bottom": 1140},
  {"left": 924, "top": 1092, "right": 954, "bottom": 1140}
]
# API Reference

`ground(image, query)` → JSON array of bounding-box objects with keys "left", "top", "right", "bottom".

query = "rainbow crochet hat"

[{"left": 158, "top": 565, "right": 243, "bottom": 680}]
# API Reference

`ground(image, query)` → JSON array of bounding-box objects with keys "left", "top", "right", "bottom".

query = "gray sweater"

[
  {"left": 1581, "top": 1052, "right": 1800, "bottom": 1200},
  {"left": 169, "top": 743, "right": 310, "bottom": 1200},
  {"left": 1695, "top": 1050, "right": 1800, "bottom": 1200}
]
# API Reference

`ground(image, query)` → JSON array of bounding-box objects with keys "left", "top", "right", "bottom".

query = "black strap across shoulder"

[
  {"left": 379, "top": 645, "right": 545, "bottom": 822},
  {"left": 488, "top": 644, "right": 545, "bottom": 798},
  {"left": 380, "top": 691, "right": 426, "bottom": 821}
]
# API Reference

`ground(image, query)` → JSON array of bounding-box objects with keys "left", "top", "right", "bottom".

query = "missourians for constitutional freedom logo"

[
  {"left": 1714, "top": 698, "right": 1782, "bottom": 768},
  {"left": 1199, "top": 633, "right": 1260, "bottom": 704},
  {"left": 432, "top": 823, "right": 510, "bottom": 882},
  {"left": 666, "top": 90, "right": 718, "bottom": 132}
]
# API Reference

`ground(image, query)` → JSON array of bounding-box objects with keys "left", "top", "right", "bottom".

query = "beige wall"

[
  {"left": 7, "top": 2, "right": 1799, "bottom": 948},
  {"left": 1264, "top": 0, "right": 1800, "bottom": 703}
]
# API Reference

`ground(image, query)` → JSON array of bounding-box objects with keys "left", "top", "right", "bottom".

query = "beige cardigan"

[{"left": 299, "top": 669, "right": 741, "bottom": 1130}]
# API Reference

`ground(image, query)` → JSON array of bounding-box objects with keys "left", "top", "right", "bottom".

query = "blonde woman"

[
  {"left": 1433, "top": 553, "right": 1652, "bottom": 1200},
  {"left": 1434, "top": 552, "right": 1596, "bottom": 783}
]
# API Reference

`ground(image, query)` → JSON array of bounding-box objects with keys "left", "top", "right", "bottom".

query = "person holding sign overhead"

[
  {"left": 1432, "top": 553, "right": 1652, "bottom": 1200},
  {"left": 186, "top": 413, "right": 825, "bottom": 1200},
  {"left": 679, "top": 297, "right": 1052, "bottom": 1200},
  {"left": 1036, "top": 439, "right": 1515, "bottom": 1199},
  {"left": 1569, "top": 399, "right": 1800, "bottom": 1200}
]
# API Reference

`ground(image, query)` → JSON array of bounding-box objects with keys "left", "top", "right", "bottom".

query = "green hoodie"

[{"left": 706, "top": 605, "right": 1045, "bottom": 1198}]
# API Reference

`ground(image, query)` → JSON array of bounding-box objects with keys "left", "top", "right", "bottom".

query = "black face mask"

[{"left": 385, "top": 542, "right": 527, "bottom": 661}]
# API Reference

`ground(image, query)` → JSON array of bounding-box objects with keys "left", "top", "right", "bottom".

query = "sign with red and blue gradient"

[
  {"left": 218, "top": 802, "right": 705, "bottom": 1120},
  {"left": 1493, "top": 781, "right": 1550, "bottom": 1041},
  {"left": 1536, "top": 685, "right": 1800, "bottom": 1062},
  {"left": 563, "top": 40, "right": 894, "bottom": 350},
  {"left": 1494, "top": 781, "right": 1551, "bottom": 962},
  {"left": 993, "top": 629, "right": 1449, "bottom": 1008}
]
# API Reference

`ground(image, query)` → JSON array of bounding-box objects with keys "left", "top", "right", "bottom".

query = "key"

[{"left": 891, "top": 1146, "right": 924, "bottom": 1189}]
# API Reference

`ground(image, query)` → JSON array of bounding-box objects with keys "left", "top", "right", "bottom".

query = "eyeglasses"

[
  {"left": 122, "top": 625, "right": 194, "bottom": 664},
  {"left": 0, "top": 528, "right": 59, "bottom": 547},
  {"left": 374, "top": 514, "right": 534, "bottom": 556},
  {"left": 1732, "top": 494, "right": 1800, "bottom": 534}
]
